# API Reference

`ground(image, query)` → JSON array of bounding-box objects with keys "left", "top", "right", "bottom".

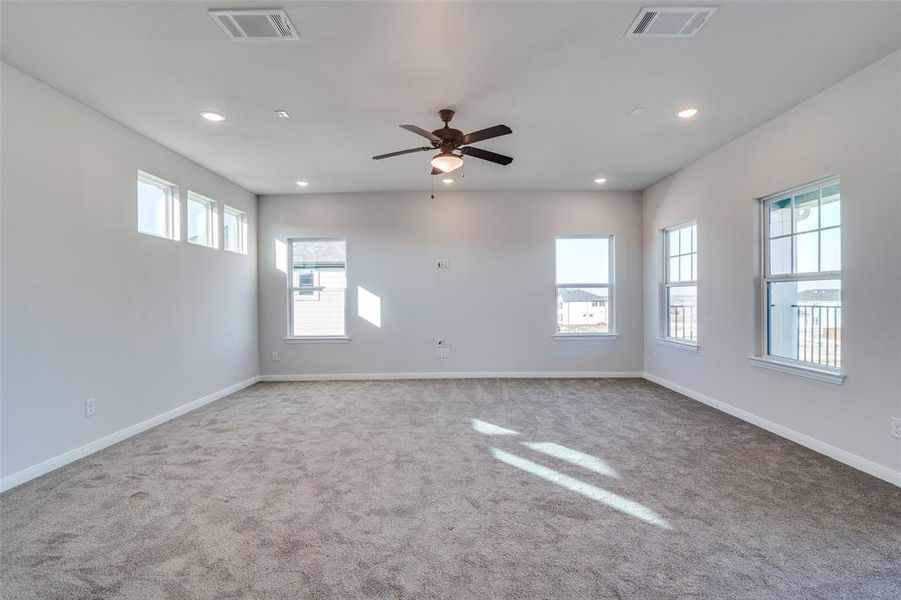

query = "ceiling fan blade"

[
  {"left": 431, "top": 167, "right": 442, "bottom": 175},
  {"left": 462, "top": 124, "right": 512, "bottom": 145},
  {"left": 372, "top": 146, "right": 432, "bottom": 160},
  {"left": 399, "top": 124, "right": 441, "bottom": 143},
  {"left": 460, "top": 146, "right": 513, "bottom": 165}
]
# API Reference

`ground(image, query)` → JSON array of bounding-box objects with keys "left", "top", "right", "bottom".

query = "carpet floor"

[{"left": 1, "top": 378, "right": 899, "bottom": 599}]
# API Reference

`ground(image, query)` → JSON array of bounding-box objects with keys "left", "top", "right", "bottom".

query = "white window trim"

[
  {"left": 285, "top": 237, "right": 350, "bottom": 342},
  {"left": 186, "top": 191, "right": 219, "bottom": 249},
  {"left": 137, "top": 171, "right": 180, "bottom": 240},
  {"left": 661, "top": 220, "right": 698, "bottom": 347},
  {"left": 223, "top": 205, "right": 248, "bottom": 255},
  {"left": 656, "top": 337, "right": 699, "bottom": 352},
  {"left": 554, "top": 234, "right": 616, "bottom": 337},
  {"left": 752, "top": 174, "right": 844, "bottom": 383},
  {"left": 747, "top": 355, "right": 846, "bottom": 385}
]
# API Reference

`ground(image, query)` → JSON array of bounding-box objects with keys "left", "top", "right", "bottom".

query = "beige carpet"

[{"left": 1, "top": 378, "right": 899, "bottom": 599}]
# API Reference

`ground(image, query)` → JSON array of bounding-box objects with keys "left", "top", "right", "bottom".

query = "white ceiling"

[{"left": 2, "top": 1, "right": 900, "bottom": 195}]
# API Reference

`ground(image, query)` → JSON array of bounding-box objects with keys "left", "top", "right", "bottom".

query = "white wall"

[
  {"left": 259, "top": 191, "right": 643, "bottom": 377},
  {"left": 1, "top": 64, "right": 259, "bottom": 481},
  {"left": 642, "top": 50, "right": 901, "bottom": 481}
]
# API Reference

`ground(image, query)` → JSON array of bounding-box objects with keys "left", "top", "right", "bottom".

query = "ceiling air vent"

[
  {"left": 626, "top": 6, "right": 718, "bottom": 38},
  {"left": 209, "top": 9, "right": 298, "bottom": 41}
]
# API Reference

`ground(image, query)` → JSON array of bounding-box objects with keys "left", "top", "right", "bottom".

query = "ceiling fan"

[{"left": 373, "top": 109, "right": 512, "bottom": 175}]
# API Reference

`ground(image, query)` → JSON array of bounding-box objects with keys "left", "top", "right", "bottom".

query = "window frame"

[
  {"left": 137, "top": 171, "right": 180, "bottom": 240},
  {"left": 756, "top": 175, "right": 844, "bottom": 382},
  {"left": 285, "top": 237, "right": 349, "bottom": 342},
  {"left": 186, "top": 191, "right": 219, "bottom": 249},
  {"left": 223, "top": 205, "right": 248, "bottom": 255},
  {"left": 553, "top": 234, "right": 616, "bottom": 339},
  {"left": 660, "top": 220, "right": 698, "bottom": 348}
]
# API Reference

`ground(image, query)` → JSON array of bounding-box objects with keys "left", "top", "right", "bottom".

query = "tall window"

[
  {"left": 288, "top": 239, "right": 347, "bottom": 338},
  {"left": 187, "top": 192, "right": 218, "bottom": 248},
  {"left": 555, "top": 236, "right": 614, "bottom": 335},
  {"left": 223, "top": 205, "right": 247, "bottom": 254},
  {"left": 663, "top": 222, "right": 698, "bottom": 343},
  {"left": 137, "top": 171, "right": 179, "bottom": 240},
  {"left": 762, "top": 177, "right": 841, "bottom": 368}
]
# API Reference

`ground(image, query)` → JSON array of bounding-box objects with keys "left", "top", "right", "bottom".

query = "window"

[
  {"left": 186, "top": 192, "right": 218, "bottom": 248},
  {"left": 223, "top": 205, "right": 247, "bottom": 254},
  {"left": 288, "top": 238, "right": 347, "bottom": 338},
  {"left": 663, "top": 222, "right": 698, "bottom": 343},
  {"left": 137, "top": 171, "right": 179, "bottom": 240},
  {"left": 555, "top": 236, "right": 613, "bottom": 335},
  {"left": 762, "top": 177, "right": 841, "bottom": 369}
]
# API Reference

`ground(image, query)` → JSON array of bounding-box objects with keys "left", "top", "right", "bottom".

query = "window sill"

[
  {"left": 553, "top": 333, "right": 618, "bottom": 341},
  {"left": 746, "top": 356, "right": 845, "bottom": 385},
  {"left": 284, "top": 336, "right": 350, "bottom": 344},
  {"left": 656, "top": 338, "right": 699, "bottom": 352}
]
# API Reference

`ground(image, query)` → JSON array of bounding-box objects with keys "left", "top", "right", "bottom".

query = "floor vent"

[
  {"left": 626, "top": 6, "right": 718, "bottom": 38},
  {"left": 209, "top": 9, "right": 298, "bottom": 41}
]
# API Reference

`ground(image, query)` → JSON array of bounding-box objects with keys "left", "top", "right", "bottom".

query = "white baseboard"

[
  {"left": 0, "top": 375, "right": 261, "bottom": 493},
  {"left": 642, "top": 372, "right": 900, "bottom": 488},
  {"left": 260, "top": 371, "right": 643, "bottom": 382}
]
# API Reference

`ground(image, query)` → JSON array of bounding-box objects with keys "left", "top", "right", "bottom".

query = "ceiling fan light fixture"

[{"left": 431, "top": 152, "right": 464, "bottom": 173}]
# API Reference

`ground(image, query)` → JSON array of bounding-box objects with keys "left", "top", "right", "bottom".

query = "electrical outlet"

[
  {"left": 891, "top": 417, "right": 901, "bottom": 440},
  {"left": 272, "top": 351, "right": 279, "bottom": 362},
  {"left": 437, "top": 348, "right": 451, "bottom": 359},
  {"left": 85, "top": 398, "right": 96, "bottom": 417},
  {"left": 437, "top": 258, "right": 450, "bottom": 270}
]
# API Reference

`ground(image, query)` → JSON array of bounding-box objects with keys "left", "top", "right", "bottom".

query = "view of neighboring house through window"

[
  {"left": 223, "top": 205, "right": 247, "bottom": 254},
  {"left": 663, "top": 221, "right": 698, "bottom": 343},
  {"left": 288, "top": 238, "right": 347, "bottom": 338},
  {"left": 763, "top": 177, "right": 841, "bottom": 368},
  {"left": 137, "top": 171, "right": 179, "bottom": 240},
  {"left": 186, "top": 192, "right": 218, "bottom": 248},
  {"left": 555, "top": 236, "right": 613, "bottom": 335}
]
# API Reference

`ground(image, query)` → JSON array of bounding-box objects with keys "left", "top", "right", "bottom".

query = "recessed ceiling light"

[
  {"left": 629, "top": 107, "right": 646, "bottom": 117},
  {"left": 274, "top": 110, "right": 291, "bottom": 119},
  {"left": 296, "top": 180, "right": 309, "bottom": 187},
  {"left": 594, "top": 177, "right": 608, "bottom": 184},
  {"left": 677, "top": 107, "right": 699, "bottom": 119},
  {"left": 442, "top": 178, "right": 454, "bottom": 184},
  {"left": 200, "top": 111, "right": 226, "bottom": 122}
]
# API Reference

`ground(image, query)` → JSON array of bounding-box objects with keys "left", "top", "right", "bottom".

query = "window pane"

[
  {"left": 556, "top": 237, "right": 609, "bottom": 284},
  {"left": 820, "top": 185, "right": 840, "bottom": 228},
  {"left": 187, "top": 197, "right": 212, "bottom": 246},
  {"left": 292, "top": 239, "right": 346, "bottom": 268},
  {"left": 769, "top": 198, "right": 791, "bottom": 238},
  {"left": 223, "top": 206, "right": 245, "bottom": 254},
  {"left": 292, "top": 288, "right": 345, "bottom": 336},
  {"left": 668, "top": 230, "right": 679, "bottom": 258},
  {"left": 556, "top": 287, "right": 609, "bottom": 334},
  {"left": 679, "top": 226, "right": 692, "bottom": 254},
  {"left": 794, "top": 231, "right": 818, "bottom": 273},
  {"left": 667, "top": 285, "right": 697, "bottom": 342},
  {"left": 769, "top": 236, "right": 791, "bottom": 275},
  {"left": 678, "top": 255, "right": 691, "bottom": 282},
  {"left": 820, "top": 227, "right": 841, "bottom": 272},
  {"left": 668, "top": 257, "right": 680, "bottom": 283},
  {"left": 767, "top": 279, "right": 841, "bottom": 368},
  {"left": 793, "top": 190, "right": 819, "bottom": 233},
  {"left": 691, "top": 254, "right": 698, "bottom": 281},
  {"left": 137, "top": 179, "right": 169, "bottom": 237}
]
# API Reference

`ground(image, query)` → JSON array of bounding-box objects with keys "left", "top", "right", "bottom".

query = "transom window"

[
  {"left": 555, "top": 236, "right": 614, "bottom": 335},
  {"left": 137, "top": 171, "right": 179, "bottom": 240},
  {"left": 288, "top": 238, "right": 347, "bottom": 338},
  {"left": 762, "top": 177, "right": 841, "bottom": 369},
  {"left": 223, "top": 205, "right": 247, "bottom": 254},
  {"left": 663, "top": 222, "right": 698, "bottom": 343},
  {"left": 186, "top": 192, "right": 218, "bottom": 248}
]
